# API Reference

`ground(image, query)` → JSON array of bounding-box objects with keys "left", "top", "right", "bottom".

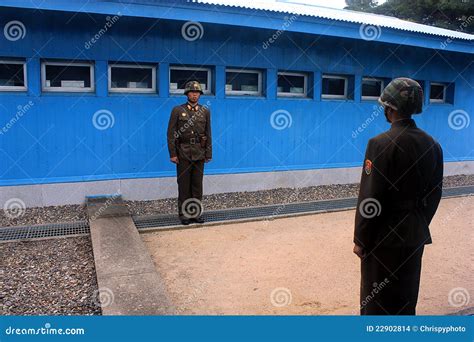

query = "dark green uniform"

[
  {"left": 354, "top": 78, "right": 443, "bottom": 315},
  {"left": 167, "top": 102, "right": 212, "bottom": 218}
]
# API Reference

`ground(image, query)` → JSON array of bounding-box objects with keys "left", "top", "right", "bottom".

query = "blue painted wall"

[{"left": 0, "top": 7, "right": 473, "bottom": 186}]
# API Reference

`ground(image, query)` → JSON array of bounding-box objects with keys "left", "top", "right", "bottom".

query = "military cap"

[
  {"left": 184, "top": 81, "right": 203, "bottom": 94},
  {"left": 378, "top": 77, "right": 423, "bottom": 115}
]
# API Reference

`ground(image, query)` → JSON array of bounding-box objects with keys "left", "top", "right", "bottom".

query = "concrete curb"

[{"left": 87, "top": 196, "right": 175, "bottom": 315}]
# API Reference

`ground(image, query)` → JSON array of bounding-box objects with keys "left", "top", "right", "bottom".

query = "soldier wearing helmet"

[
  {"left": 167, "top": 81, "right": 212, "bottom": 225},
  {"left": 353, "top": 77, "right": 443, "bottom": 315}
]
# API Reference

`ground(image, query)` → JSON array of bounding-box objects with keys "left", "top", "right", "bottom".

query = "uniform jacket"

[
  {"left": 354, "top": 118, "right": 443, "bottom": 250},
  {"left": 167, "top": 102, "right": 212, "bottom": 161}
]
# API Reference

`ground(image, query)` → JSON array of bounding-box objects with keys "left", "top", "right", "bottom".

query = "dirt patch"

[{"left": 143, "top": 197, "right": 473, "bottom": 315}]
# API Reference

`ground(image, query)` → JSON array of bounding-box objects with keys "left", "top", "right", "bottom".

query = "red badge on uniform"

[{"left": 364, "top": 159, "right": 372, "bottom": 175}]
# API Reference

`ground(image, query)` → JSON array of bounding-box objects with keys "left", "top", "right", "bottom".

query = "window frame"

[
  {"left": 41, "top": 60, "right": 95, "bottom": 93},
  {"left": 0, "top": 59, "right": 27, "bottom": 92},
  {"left": 429, "top": 82, "right": 447, "bottom": 104},
  {"left": 169, "top": 65, "right": 212, "bottom": 95},
  {"left": 108, "top": 63, "right": 156, "bottom": 94},
  {"left": 361, "top": 77, "right": 384, "bottom": 101},
  {"left": 277, "top": 71, "right": 308, "bottom": 98},
  {"left": 225, "top": 68, "right": 263, "bottom": 97},
  {"left": 321, "top": 74, "right": 348, "bottom": 100}
]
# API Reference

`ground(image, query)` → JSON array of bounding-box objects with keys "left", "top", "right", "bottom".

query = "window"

[
  {"left": 430, "top": 82, "right": 446, "bottom": 103},
  {"left": 226, "top": 68, "right": 262, "bottom": 96},
  {"left": 169, "top": 66, "right": 211, "bottom": 95},
  {"left": 108, "top": 63, "right": 156, "bottom": 93},
  {"left": 322, "top": 74, "right": 348, "bottom": 99},
  {"left": 362, "top": 77, "right": 384, "bottom": 100},
  {"left": 0, "top": 60, "right": 27, "bottom": 91},
  {"left": 42, "top": 61, "right": 94, "bottom": 92},
  {"left": 277, "top": 72, "right": 308, "bottom": 97}
]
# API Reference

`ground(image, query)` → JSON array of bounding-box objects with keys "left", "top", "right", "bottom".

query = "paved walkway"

[{"left": 88, "top": 196, "right": 174, "bottom": 315}]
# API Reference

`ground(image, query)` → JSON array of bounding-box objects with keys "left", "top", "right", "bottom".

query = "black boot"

[
  {"left": 193, "top": 216, "right": 205, "bottom": 224},
  {"left": 179, "top": 216, "right": 191, "bottom": 225}
]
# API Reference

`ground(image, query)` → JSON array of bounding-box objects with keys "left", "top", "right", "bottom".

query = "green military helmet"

[
  {"left": 184, "top": 80, "right": 203, "bottom": 94},
  {"left": 378, "top": 77, "right": 423, "bottom": 115}
]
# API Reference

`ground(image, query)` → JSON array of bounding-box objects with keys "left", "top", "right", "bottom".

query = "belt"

[{"left": 179, "top": 137, "right": 200, "bottom": 145}]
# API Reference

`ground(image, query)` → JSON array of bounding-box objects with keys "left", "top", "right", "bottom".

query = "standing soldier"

[
  {"left": 167, "top": 81, "right": 212, "bottom": 225},
  {"left": 353, "top": 78, "right": 443, "bottom": 315}
]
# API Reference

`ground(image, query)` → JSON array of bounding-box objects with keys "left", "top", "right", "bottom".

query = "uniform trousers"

[
  {"left": 360, "top": 245, "right": 424, "bottom": 315},
  {"left": 176, "top": 156, "right": 205, "bottom": 217}
]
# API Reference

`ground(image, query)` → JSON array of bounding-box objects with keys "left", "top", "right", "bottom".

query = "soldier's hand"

[
  {"left": 170, "top": 156, "right": 179, "bottom": 164},
  {"left": 353, "top": 244, "right": 366, "bottom": 259}
]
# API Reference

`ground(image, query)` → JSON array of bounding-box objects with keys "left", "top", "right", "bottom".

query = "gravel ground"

[
  {"left": 125, "top": 183, "right": 361, "bottom": 217},
  {"left": 442, "top": 174, "right": 474, "bottom": 187},
  {"left": 126, "top": 174, "right": 474, "bottom": 216},
  {"left": 1, "top": 236, "right": 101, "bottom": 316},
  {"left": 0, "top": 204, "right": 87, "bottom": 228},
  {"left": 1, "top": 174, "right": 473, "bottom": 227}
]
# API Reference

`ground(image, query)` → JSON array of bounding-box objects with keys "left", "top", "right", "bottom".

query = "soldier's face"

[
  {"left": 187, "top": 91, "right": 200, "bottom": 103},
  {"left": 384, "top": 106, "right": 393, "bottom": 123}
]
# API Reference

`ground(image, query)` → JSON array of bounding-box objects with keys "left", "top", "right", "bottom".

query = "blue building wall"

[{"left": 0, "top": 7, "right": 473, "bottom": 187}]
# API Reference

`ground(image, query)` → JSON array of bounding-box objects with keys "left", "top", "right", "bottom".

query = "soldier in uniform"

[
  {"left": 167, "top": 81, "right": 212, "bottom": 225},
  {"left": 353, "top": 78, "right": 443, "bottom": 315}
]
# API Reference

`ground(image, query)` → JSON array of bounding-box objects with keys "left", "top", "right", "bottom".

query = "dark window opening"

[
  {"left": 110, "top": 65, "right": 154, "bottom": 92},
  {"left": 362, "top": 78, "right": 383, "bottom": 98},
  {"left": 430, "top": 83, "right": 446, "bottom": 102},
  {"left": 226, "top": 70, "right": 261, "bottom": 95},
  {"left": 322, "top": 76, "right": 347, "bottom": 98},
  {"left": 44, "top": 63, "right": 92, "bottom": 89},
  {"left": 0, "top": 62, "right": 25, "bottom": 88},
  {"left": 170, "top": 67, "right": 210, "bottom": 94},
  {"left": 278, "top": 73, "right": 307, "bottom": 96}
]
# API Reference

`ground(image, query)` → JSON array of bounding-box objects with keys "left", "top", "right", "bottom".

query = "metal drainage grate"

[
  {"left": 442, "top": 185, "right": 474, "bottom": 198},
  {"left": 1, "top": 185, "right": 473, "bottom": 241},
  {"left": 0, "top": 221, "right": 89, "bottom": 242},
  {"left": 134, "top": 185, "right": 474, "bottom": 231},
  {"left": 133, "top": 197, "right": 357, "bottom": 230}
]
